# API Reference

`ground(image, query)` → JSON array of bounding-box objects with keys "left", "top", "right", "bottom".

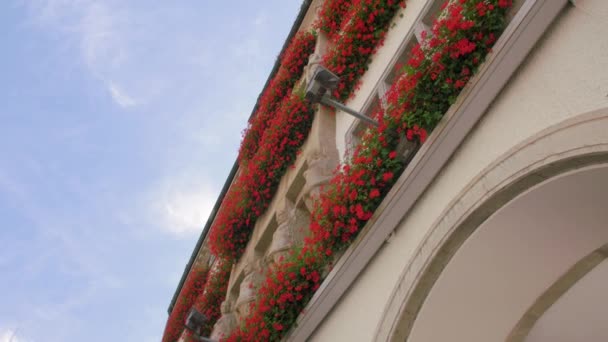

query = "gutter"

[{"left": 167, "top": 0, "right": 314, "bottom": 315}]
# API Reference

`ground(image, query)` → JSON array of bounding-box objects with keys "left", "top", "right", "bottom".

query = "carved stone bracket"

[
  {"left": 266, "top": 200, "right": 313, "bottom": 266},
  {"left": 302, "top": 152, "right": 338, "bottom": 212},
  {"left": 303, "top": 31, "right": 329, "bottom": 87},
  {"left": 266, "top": 201, "right": 296, "bottom": 265},
  {"left": 292, "top": 206, "right": 311, "bottom": 245},
  {"left": 210, "top": 299, "right": 237, "bottom": 340},
  {"left": 234, "top": 259, "right": 266, "bottom": 323}
]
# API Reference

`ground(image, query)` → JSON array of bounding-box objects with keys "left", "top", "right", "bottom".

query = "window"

[
  {"left": 345, "top": 0, "right": 524, "bottom": 163},
  {"left": 345, "top": 94, "right": 379, "bottom": 161}
]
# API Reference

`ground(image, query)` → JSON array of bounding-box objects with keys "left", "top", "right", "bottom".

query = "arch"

[
  {"left": 506, "top": 243, "right": 608, "bottom": 341},
  {"left": 374, "top": 107, "right": 608, "bottom": 342}
]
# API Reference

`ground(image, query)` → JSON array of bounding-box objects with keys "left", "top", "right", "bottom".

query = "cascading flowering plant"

[
  {"left": 165, "top": 5, "right": 343, "bottom": 341},
  {"left": 162, "top": 260, "right": 232, "bottom": 342},
  {"left": 162, "top": 266, "right": 209, "bottom": 342},
  {"left": 208, "top": 92, "right": 315, "bottom": 260},
  {"left": 314, "top": 0, "right": 354, "bottom": 39},
  {"left": 191, "top": 259, "right": 233, "bottom": 337},
  {"left": 322, "top": 0, "right": 407, "bottom": 101},
  {"left": 238, "top": 31, "right": 316, "bottom": 163},
  {"left": 165, "top": 0, "right": 513, "bottom": 341},
  {"left": 210, "top": 0, "right": 408, "bottom": 269},
  {"left": 225, "top": 0, "right": 512, "bottom": 340}
]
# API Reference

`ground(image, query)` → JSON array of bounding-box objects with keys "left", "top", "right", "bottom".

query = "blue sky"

[{"left": 0, "top": 1, "right": 301, "bottom": 341}]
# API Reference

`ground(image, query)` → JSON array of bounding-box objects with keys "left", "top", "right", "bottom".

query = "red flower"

[
  {"left": 476, "top": 2, "right": 486, "bottom": 16},
  {"left": 382, "top": 172, "right": 394, "bottom": 182},
  {"left": 419, "top": 128, "right": 428, "bottom": 143},
  {"left": 499, "top": 0, "right": 511, "bottom": 8},
  {"left": 369, "top": 188, "right": 381, "bottom": 199},
  {"left": 200, "top": 1, "right": 514, "bottom": 341}
]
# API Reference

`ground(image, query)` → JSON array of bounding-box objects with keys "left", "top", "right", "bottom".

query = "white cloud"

[
  {"left": 5, "top": 1, "right": 303, "bottom": 341},
  {"left": 19, "top": 0, "right": 141, "bottom": 107},
  {"left": 108, "top": 81, "right": 136, "bottom": 107},
  {"left": 162, "top": 188, "right": 217, "bottom": 236},
  {"left": 0, "top": 328, "right": 27, "bottom": 342},
  {"left": 78, "top": 2, "right": 142, "bottom": 107},
  {"left": 148, "top": 178, "right": 218, "bottom": 238}
]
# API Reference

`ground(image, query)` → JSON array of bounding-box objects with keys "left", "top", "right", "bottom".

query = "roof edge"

[{"left": 167, "top": 0, "right": 314, "bottom": 315}]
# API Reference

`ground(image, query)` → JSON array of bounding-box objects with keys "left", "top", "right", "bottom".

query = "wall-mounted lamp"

[
  {"left": 184, "top": 308, "right": 217, "bottom": 342},
  {"left": 305, "top": 66, "right": 379, "bottom": 127}
]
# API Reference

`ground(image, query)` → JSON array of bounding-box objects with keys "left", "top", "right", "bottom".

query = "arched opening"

[
  {"left": 374, "top": 110, "right": 608, "bottom": 342},
  {"left": 406, "top": 164, "right": 608, "bottom": 341}
]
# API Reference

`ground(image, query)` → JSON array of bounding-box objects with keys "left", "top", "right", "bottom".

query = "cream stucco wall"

[{"left": 311, "top": 1, "right": 608, "bottom": 341}]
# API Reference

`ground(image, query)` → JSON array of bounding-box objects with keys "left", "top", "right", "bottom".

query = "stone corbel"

[
  {"left": 210, "top": 299, "right": 237, "bottom": 340},
  {"left": 234, "top": 259, "right": 266, "bottom": 322},
  {"left": 302, "top": 151, "right": 338, "bottom": 212},
  {"left": 266, "top": 201, "right": 296, "bottom": 266},
  {"left": 303, "top": 31, "right": 329, "bottom": 88},
  {"left": 292, "top": 205, "right": 311, "bottom": 245}
]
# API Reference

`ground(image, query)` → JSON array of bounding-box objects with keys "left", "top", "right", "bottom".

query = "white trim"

[{"left": 285, "top": 0, "right": 568, "bottom": 341}]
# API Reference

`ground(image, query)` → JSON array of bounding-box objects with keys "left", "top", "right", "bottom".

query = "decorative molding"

[
  {"left": 376, "top": 109, "right": 608, "bottom": 341},
  {"left": 506, "top": 243, "right": 608, "bottom": 342}
]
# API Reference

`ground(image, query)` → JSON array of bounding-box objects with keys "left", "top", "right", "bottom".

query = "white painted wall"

[{"left": 312, "top": 1, "right": 608, "bottom": 341}]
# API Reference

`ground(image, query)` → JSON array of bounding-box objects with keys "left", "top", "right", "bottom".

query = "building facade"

[{"left": 163, "top": 0, "right": 608, "bottom": 341}]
